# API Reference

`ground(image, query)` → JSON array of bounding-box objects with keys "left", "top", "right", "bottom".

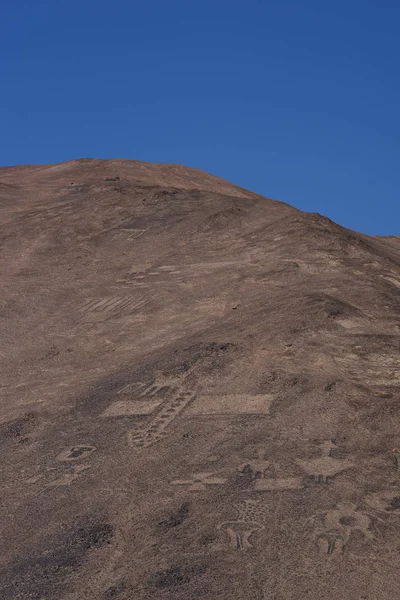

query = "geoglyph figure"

[
  {"left": 217, "top": 499, "right": 268, "bottom": 552},
  {"left": 309, "top": 502, "right": 374, "bottom": 556},
  {"left": 296, "top": 441, "right": 354, "bottom": 483},
  {"left": 171, "top": 471, "right": 227, "bottom": 491},
  {"left": 237, "top": 449, "right": 270, "bottom": 479}
]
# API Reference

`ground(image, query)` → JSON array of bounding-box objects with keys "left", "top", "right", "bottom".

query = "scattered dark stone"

[
  {"left": 235, "top": 463, "right": 258, "bottom": 490},
  {"left": 67, "top": 446, "right": 93, "bottom": 459},
  {"left": 204, "top": 342, "right": 237, "bottom": 355},
  {"left": 390, "top": 497, "right": 400, "bottom": 510},
  {"left": 339, "top": 516, "right": 357, "bottom": 526},
  {"left": 159, "top": 503, "right": 190, "bottom": 529},
  {"left": 18, "top": 436, "right": 30, "bottom": 444},
  {"left": 0, "top": 520, "right": 113, "bottom": 600},
  {"left": 0, "top": 413, "right": 37, "bottom": 443},
  {"left": 74, "top": 522, "right": 113, "bottom": 550},
  {"left": 148, "top": 566, "right": 189, "bottom": 589},
  {"left": 379, "top": 392, "right": 393, "bottom": 399},
  {"left": 104, "top": 581, "right": 127, "bottom": 598},
  {"left": 158, "top": 386, "right": 170, "bottom": 395},
  {"left": 43, "top": 346, "right": 60, "bottom": 359},
  {"left": 148, "top": 563, "right": 206, "bottom": 590},
  {"left": 328, "top": 309, "right": 344, "bottom": 317},
  {"left": 199, "top": 532, "right": 217, "bottom": 545},
  {"left": 324, "top": 381, "right": 336, "bottom": 392}
]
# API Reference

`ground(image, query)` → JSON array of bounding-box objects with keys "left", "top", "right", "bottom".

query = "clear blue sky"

[{"left": 1, "top": 1, "right": 399, "bottom": 235}]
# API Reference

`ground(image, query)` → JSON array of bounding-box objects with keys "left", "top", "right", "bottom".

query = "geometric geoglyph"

[
  {"left": 102, "top": 379, "right": 174, "bottom": 417},
  {"left": 254, "top": 477, "right": 304, "bottom": 491},
  {"left": 171, "top": 472, "right": 227, "bottom": 491},
  {"left": 101, "top": 399, "right": 162, "bottom": 417},
  {"left": 186, "top": 394, "right": 273, "bottom": 416}
]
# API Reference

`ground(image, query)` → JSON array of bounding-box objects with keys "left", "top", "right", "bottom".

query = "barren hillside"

[{"left": 1, "top": 159, "right": 399, "bottom": 599}]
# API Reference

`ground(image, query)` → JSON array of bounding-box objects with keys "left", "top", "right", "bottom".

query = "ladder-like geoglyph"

[{"left": 128, "top": 390, "right": 196, "bottom": 448}]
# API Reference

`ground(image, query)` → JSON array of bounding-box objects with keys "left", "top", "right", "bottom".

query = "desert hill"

[{"left": 0, "top": 159, "right": 399, "bottom": 599}]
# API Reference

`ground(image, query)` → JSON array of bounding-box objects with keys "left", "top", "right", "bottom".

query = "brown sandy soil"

[{"left": 0, "top": 158, "right": 399, "bottom": 599}]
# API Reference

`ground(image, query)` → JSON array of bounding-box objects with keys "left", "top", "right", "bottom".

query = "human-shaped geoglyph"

[
  {"left": 308, "top": 502, "right": 373, "bottom": 556},
  {"left": 296, "top": 440, "right": 354, "bottom": 483},
  {"left": 221, "top": 525, "right": 259, "bottom": 551}
]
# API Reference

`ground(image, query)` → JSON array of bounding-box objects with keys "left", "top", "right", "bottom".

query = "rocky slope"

[{"left": 0, "top": 159, "right": 399, "bottom": 599}]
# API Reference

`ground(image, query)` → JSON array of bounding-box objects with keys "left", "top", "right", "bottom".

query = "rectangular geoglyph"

[{"left": 186, "top": 394, "right": 273, "bottom": 415}]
